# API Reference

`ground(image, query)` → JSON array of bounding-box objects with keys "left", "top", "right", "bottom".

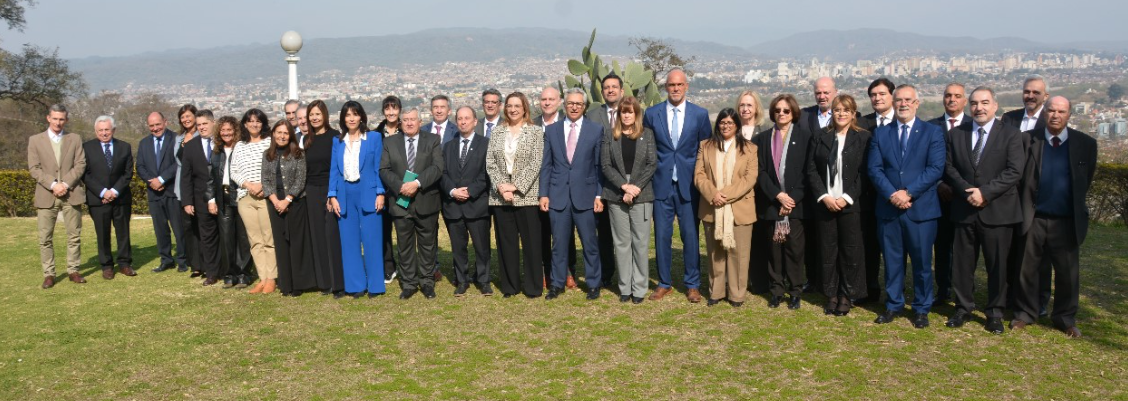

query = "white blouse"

[{"left": 343, "top": 133, "right": 366, "bottom": 182}]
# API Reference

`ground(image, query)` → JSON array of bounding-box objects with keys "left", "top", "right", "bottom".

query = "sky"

[{"left": 4, "top": 0, "right": 1128, "bottom": 59}]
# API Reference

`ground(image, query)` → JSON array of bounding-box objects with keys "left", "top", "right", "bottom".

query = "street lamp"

[{"left": 280, "top": 31, "right": 303, "bottom": 100}]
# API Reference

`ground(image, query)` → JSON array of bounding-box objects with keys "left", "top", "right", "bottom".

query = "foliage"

[
  {"left": 0, "top": 44, "right": 87, "bottom": 109},
  {"left": 561, "top": 29, "right": 665, "bottom": 109},
  {"left": 1107, "top": 83, "right": 1125, "bottom": 102},
  {"left": 0, "top": 0, "right": 32, "bottom": 31},
  {"left": 1089, "top": 163, "right": 1128, "bottom": 225},
  {"left": 0, "top": 169, "right": 150, "bottom": 217},
  {"left": 628, "top": 36, "right": 696, "bottom": 82}
]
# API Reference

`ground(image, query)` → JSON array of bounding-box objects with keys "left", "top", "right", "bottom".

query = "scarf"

[
  {"left": 713, "top": 140, "right": 738, "bottom": 249},
  {"left": 772, "top": 125, "right": 793, "bottom": 244}
]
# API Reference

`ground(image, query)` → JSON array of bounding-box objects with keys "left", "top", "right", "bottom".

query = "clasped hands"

[
  {"left": 621, "top": 183, "right": 641, "bottom": 205},
  {"left": 822, "top": 196, "right": 848, "bottom": 212},
  {"left": 776, "top": 192, "right": 796, "bottom": 216},
  {"left": 965, "top": 188, "right": 986, "bottom": 208},
  {"left": 890, "top": 190, "right": 912, "bottom": 209}
]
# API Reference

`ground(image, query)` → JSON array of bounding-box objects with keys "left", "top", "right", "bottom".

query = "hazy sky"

[{"left": 5, "top": 0, "right": 1127, "bottom": 59}]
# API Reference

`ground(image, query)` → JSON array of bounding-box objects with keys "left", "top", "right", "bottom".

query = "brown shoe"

[
  {"left": 69, "top": 272, "right": 87, "bottom": 284},
  {"left": 42, "top": 276, "right": 55, "bottom": 289},
  {"left": 649, "top": 286, "right": 673, "bottom": 301},
  {"left": 1009, "top": 320, "right": 1029, "bottom": 331},
  {"left": 261, "top": 279, "right": 277, "bottom": 294},
  {"left": 119, "top": 265, "right": 137, "bottom": 276},
  {"left": 565, "top": 275, "right": 578, "bottom": 290},
  {"left": 1062, "top": 326, "right": 1082, "bottom": 338},
  {"left": 248, "top": 282, "right": 265, "bottom": 294},
  {"left": 102, "top": 269, "right": 115, "bottom": 280},
  {"left": 686, "top": 288, "right": 703, "bottom": 303}
]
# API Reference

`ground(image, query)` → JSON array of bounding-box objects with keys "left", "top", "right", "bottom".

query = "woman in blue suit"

[{"left": 328, "top": 101, "right": 386, "bottom": 297}]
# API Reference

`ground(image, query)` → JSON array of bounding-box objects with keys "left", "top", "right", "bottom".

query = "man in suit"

[
  {"left": 28, "top": 104, "right": 86, "bottom": 288},
  {"left": 423, "top": 94, "right": 458, "bottom": 146},
  {"left": 941, "top": 87, "right": 1025, "bottom": 334},
  {"left": 867, "top": 84, "right": 947, "bottom": 329},
  {"left": 475, "top": 89, "right": 503, "bottom": 138},
  {"left": 643, "top": 68, "right": 712, "bottom": 303},
  {"left": 533, "top": 85, "right": 575, "bottom": 288},
  {"left": 927, "top": 82, "right": 973, "bottom": 305},
  {"left": 180, "top": 110, "right": 223, "bottom": 285},
  {"left": 1011, "top": 96, "right": 1097, "bottom": 339},
  {"left": 584, "top": 73, "right": 624, "bottom": 289},
  {"left": 138, "top": 112, "right": 187, "bottom": 273},
  {"left": 441, "top": 106, "right": 493, "bottom": 296},
  {"left": 297, "top": 106, "right": 309, "bottom": 146},
  {"left": 82, "top": 116, "right": 136, "bottom": 280},
  {"left": 859, "top": 77, "right": 896, "bottom": 132},
  {"left": 380, "top": 108, "right": 444, "bottom": 300},
  {"left": 856, "top": 77, "right": 895, "bottom": 304},
  {"left": 284, "top": 100, "right": 304, "bottom": 145},
  {"left": 540, "top": 89, "right": 605, "bottom": 301},
  {"left": 1001, "top": 75, "right": 1049, "bottom": 132},
  {"left": 535, "top": 86, "right": 564, "bottom": 127}
]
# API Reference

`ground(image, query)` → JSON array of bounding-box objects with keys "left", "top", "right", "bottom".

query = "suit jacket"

[
  {"left": 539, "top": 117, "right": 603, "bottom": 211},
  {"left": 752, "top": 125, "right": 812, "bottom": 220},
  {"left": 1019, "top": 128, "right": 1097, "bottom": 245},
  {"left": 942, "top": 120, "right": 1025, "bottom": 225},
  {"left": 81, "top": 138, "right": 134, "bottom": 207},
  {"left": 179, "top": 136, "right": 214, "bottom": 208},
  {"left": 805, "top": 129, "right": 871, "bottom": 216},
  {"left": 380, "top": 132, "right": 444, "bottom": 217},
  {"left": 643, "top": 100, "right": 712, "bottom": 201},
  {"left": 28, "top": 130, "right": 86, "bottom": 207},
  {"left": 535, "top": 110, "right": 566, "bottom": 128},
  {"left": 600, "top": 128, "right": 657, "bottom": 203},
  {"left": 475, "top": 117, "right": 502, "bottom": 138},
  {"left": 422, "top": 120, "right": 459, "bottom": 146},
  {"left": 927, "top": 114, "right": 973, "bottom": 133},
  {"left": 866, "top": 117, "right": 947, "bottom": 221},
  {"left": 584, "top": 105, "right": 613, "bottom": 130},
  {"left": 135, "top": 130, "right": 179, "bottom": 200},
  {"left": 484, "top": 124, "right": 544, "bottom": 207},
  {"left": 859, "top": 111, "right": 896, "bottom": 132},
  {"left": 1001, "top": 107, "right": 1047, "bottom": 133},
  {"left": 694, "top": 139, "right": 758, "bottom": 225},
  {"left": 328, "top": 132, "right": 385, "bottom": 218},
  {"left": 440, "top": 134, "right": 490, "bottom": 219}
]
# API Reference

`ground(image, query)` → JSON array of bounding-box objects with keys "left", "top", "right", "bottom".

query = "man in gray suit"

[
  {"left": 475, "top": 89, "right": 503, "bottom": 137},
  {"left": 380, "top": 108, "right": 445, "bottom": 300}
]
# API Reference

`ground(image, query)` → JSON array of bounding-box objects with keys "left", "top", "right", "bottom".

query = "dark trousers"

[
  {"left": 596, "top": 204, "right": 616, "bottom": 285},
  {"left": 218, "top": 197, "right": 253, "bottom": 278},
  {"left": 148, "top": 196, "right": 185, "bottom": 267},
  {"left": 268, "top": 198, "right": 316, "bottom": 293},
  {"left": 653, "top": 190, "right": 701, "bottom": 289},
  {"left": 952, "top": 220, "right": 1013, "bottom": 318},
  {"left": 383, "top": 207, "right": 397, "bottom": 279},
  {"left": 862, "top": 211, "right": 882, "bottom": 298},
  {"left": 1014, "top": 216, "right": 1080, "bottom": 328},
  {"left": 817, "top": 212, "right": 865, "bottom": 299},
  {"left": 767, "top": 219, "right": 806, "bottom": 298},
  {"left": 494, "top": 205, "right": 543, "bottom": 297},
  {"left": 307, "top": 183, "right": 344, "bottom": 292},
  {"left": 1008, "top": 229, "right": 1051, "bottom": 313},
  {"left": 393, "top": 211, "right": 439, "bottom": 291},
  {"left": 191, "top": 202, "right": 222, "bottom": 279},
  {"left": 803, "top": 217, "right": 820, "bottom": 291},
  {"left": 549, "top": 203, "right": 601, "bottom": 289},
  {"left": 749, "top": 221, "right": 772, "bottom": 294},
  {"left": 181, "top": 206, "right": 200, "bottom": 271},
  {"left": 446, "top": 215, "right": 491, "bottom": 285},
  {"left": 541, "top": 210, "right": 575, "bottom": 280},
  {"left": 934, "top": 204, "right": 955, "bottom": 299},
  {"left": 89, "top": 202, "right": 132, "bottom": 268},
  {"left": 879, "top": 215, "right": 937, "bottom": 313}
]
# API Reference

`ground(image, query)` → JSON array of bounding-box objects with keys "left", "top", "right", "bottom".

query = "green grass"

[{"left": 0, "top": 216, "right": 1126, "bottom": 400}]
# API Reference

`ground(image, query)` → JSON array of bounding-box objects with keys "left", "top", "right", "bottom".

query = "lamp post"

[{"left": 280, "top": 31, "right": 303, "bottom": 100}]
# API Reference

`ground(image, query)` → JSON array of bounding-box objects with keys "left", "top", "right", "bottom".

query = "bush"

[
  {"left": 1090, "top": 163, "right": 1128, "bottom": 225},
  {"left": 0, "top": 169, "right": 151, "bottom": 217}
]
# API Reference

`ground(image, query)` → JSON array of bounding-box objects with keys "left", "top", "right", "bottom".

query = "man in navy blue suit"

[
  {"left": 642, "top": 68, "right": 712, "bottom": 303},
  {"left": 422, "top": 94, "right": 459, "bottom": 146},
  {"left": 867, "top": 84, "right": 947, "bottom": 328},
  {"left": 137, "top": 112, "right": 187, "bottom": 273},
  {"left": 540, "top": 89, "right": 605, "bottom": 300}
]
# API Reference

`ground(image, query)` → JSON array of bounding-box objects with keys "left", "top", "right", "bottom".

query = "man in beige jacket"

[{"left": 27, "top": 104, "right": 87, "bottom": 288}]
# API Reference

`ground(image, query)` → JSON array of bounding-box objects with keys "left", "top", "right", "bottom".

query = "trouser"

[
  {"left": 338, "top": 181, "right": 385, "bottom": 294},
  {"left": 218, "top": 197, "right": 253, "bottom": 278},
  {"left": 952, "top": 220, "right": 1013, "bottom": 318},
  {"left": 180, "top": 206, "right": 200, "bottom": 271},
  {"left": 817, "top": 212, "right": 866, "bottom": 299},
  {"left": 934, "top": 203, "right": 955, "bottom": 299},
  {"left": 37, "top": 198, "right": 82, "bottom": 276},
  {"left": 879, "top": 215, "right": 937, "bottom": 314},
  {"left": 148, "top": 195, "right": 185, "bottom": 267},
  {"left": 541, "top": 210, "right": 576, "bottom": 281},
  {"left": 493, "top": 205, "right": 543, "bottom": 297},
  {"left": 595, "top": 202, "right": 616, "bottom": 285},
  {"left": 749, "top": 221, "right": 773, "bottom": 294},
  {"left": 446, "top": 215, "right": 492, "bottom": 286},
  {"left": 393, "top": 211, "right": 439, "bottom": 291},
  {"left": 653, "top": 188, "right": 701, "bottom": 289},
  {"left": 383, "top": 206, "right": 397, "bottom": 278},
  {"left": 238, "top": 196, "right": 277, "bottom": 281},
  {"left": 608, "top": 201, "right": 651, "bottom": 298},
  {"left": 1013, "top": 216, "right": 1080, "bottom": 328},
  {"left": 862, "top": 211, "right": 882, "bottom": 298},
  {"left": 192, "top": 201, "right": 223, "bottom": 279},
  {"left": 269, "top": 198, "right": 316, "bottom": 293},
  {"left": 89, "top": 201, "right": 132, "bottom": 269},
  {"left": 703, "top": 222, "right": 753, "bottom": 302},
  {"left": 549, "top": 203, "right": 601, "bottom": 289},
  {"left": 767, "top": 219, "right": 806, "bottom": 298},
  {"left": 306, "top": 183, "right": 344, "bottom": 292}
]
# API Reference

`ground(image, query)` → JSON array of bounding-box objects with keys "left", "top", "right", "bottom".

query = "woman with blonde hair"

[{"left": 736, "top": 90, "right": 765, "bottom": 140}]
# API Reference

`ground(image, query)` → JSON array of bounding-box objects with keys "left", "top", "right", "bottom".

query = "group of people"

[{"left": 28, "top": 70, "right": 1096, "bottom": 338}]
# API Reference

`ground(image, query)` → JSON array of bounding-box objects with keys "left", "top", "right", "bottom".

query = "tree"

[
  {"left": 0, "top": 0, "right": 33, "bottom": 31},
  {"left": 0, "top": 0, "right": 86, "bottom": 110},
  {"left": 1108, "top": 83, "right": 1125, "bottom": 102},
  {"left": 628, "top": 36, "right": 695, "bottom": 82}
]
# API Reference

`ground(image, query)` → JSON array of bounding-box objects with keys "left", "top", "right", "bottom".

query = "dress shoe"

[
  {"left": 399, "top": 289, "right": 417, "bottom": 300},
  {"left": 384, "top": 270, "right": 397, "bottom": 284},
  {"left": 119, "top": 265, "right": 136, "bottom": 277},
  {"left": 248, "top": 282, "right": 265, "bottom": 294},
  {"left": 686, "top": 289, "right": 703, "bottom": 303},
  {"left": 454, "top": 283, "right": 469, "bottom": 297},
  {"left": 222, "top": 276, "right": 235, "bottom": 288},
  {"left": 1062, "top": 326, "right": 1082, "bottom": 338},
  {"left": 42, "top": 276, "right": 55, "bottom": 289},
  {"left": 349, "top": 292, "right": 365, "bottom": 299},
  {"left": 946, "top": 310, "right": 972, "bottom": 328},
  {"left": 823, "top": 297, "right": 839, "bottom": 315},
  {"left": 176, "top": 265, "right": 188, "bottom": 273},
  {"left": 619, "top": 295, "right": 631, "bottom": 303},
  {"left": 478, "top": 283, "right": 494, "bottom": 296},
  {"left": 911, "top": 313, "right": 930, "bottom": 329},
  {"left": 421, "top": 286, "right": 437, "bottom": 299},
  {"left": 586, "top": 288, "right": 600, "bottom": 300},
  {"left": 545, "top": 286, "right": 564, "bottom": 300},
  {"left": 874, "top": 310, "right": 898, "bottom": 324},
  {"left": 649, "top": 287, "right": 673, "bottom": 301},
  {"left": 768, "top": 295, "right": 783, "bottom": 308},
  {"left": 984, "top": 317, "right": 1005, "bottom": 334},
  {"left": 152, "top": 263, "right": 176, "bottom": 273},
  {"left": 235, "top": 275, "right": 250, "bottom": 289},
  {"left": 565, "top": 275, "right": 578, "bottom": 290},
  {"left": 332, "top": 291, "right": 347, "bottom": 299},
  {"left": 502, "top": 293, "right": 516, "bottom": 298},
  {"left": 632, "top": 296, "right": 644, "bottom": 304},
  {"left": 367, "top": 292, "right": 384, "bottom": 298},
  {"left": 787, "top": 295, "right": 801, "bottom": 310},
  {"left": 202, "top": 277, "right": 219, "bottom": 286},
  {"left": 707, "top": 298, "right": 722, "bottom": 307},
  {"left": 261, "top": 279, "right": 276, "bottom": 294},
  {"left": 190, "top": 270, "right": 205, "bottom": 278},
  {"left": 1009, "top": 320, "right": 1029, "bottom": 330},
  {"left": 68, "top": 272, "right": 86, "bottom": 284},
  {"left": 102, "top": 268, "right": 115, "bottom": 280},
  {"left": 1039, "top": 306, "right": 1049, "bottom": 318},
  {"left": 729, "top": 300, "right": 744, "bottom": 308}
]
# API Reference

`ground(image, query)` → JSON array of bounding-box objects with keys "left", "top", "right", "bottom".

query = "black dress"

[{"left": 305, "top": 131, "right": 345, "bottom": 293}]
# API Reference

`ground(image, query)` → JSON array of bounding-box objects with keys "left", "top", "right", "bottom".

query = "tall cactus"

[{"left": 562, "top": 28, "right": 665, "bottom": 108}]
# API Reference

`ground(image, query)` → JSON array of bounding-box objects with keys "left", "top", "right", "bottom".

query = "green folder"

[{"left": 395, "top": 170, "right": 418, "bottom": 209}]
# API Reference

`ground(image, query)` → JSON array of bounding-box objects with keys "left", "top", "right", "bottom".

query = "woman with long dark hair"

[
  {"left": 262, "top": 120, "right": 315, "bottom": 296},
  {"left": 303, "top": 100, "right": 345, "bottom": 295},
  {"left": 207, "top": 116, "right": 254, "bottom": 288},
  {"left": 329, "top": 101, "right": 387, "bottom": 297},
  {"left": 231, "top": 108, "right": 277, "bottom": 294},
  {"left": 174, "top": 104, "right": 200, "bottom": 274},
  {"left": 374, "top": 95, "right": 401, "bottom": 284}
]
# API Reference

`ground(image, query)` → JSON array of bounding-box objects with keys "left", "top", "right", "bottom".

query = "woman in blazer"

[
  {"left": 694, "top": 108, "right": 759, "bottom": 307},
  {"left": 207, "top": 116, "right": 253, "bottom": 288},
  {"left": 600, "top": 96, "right": 657, "bottom": 303},
  {"left": 485, "top": 92, "right": 545, "bottom": 298},
  {"left": 328, "top": 101, "right": 387, "bottom": 298},
  {"left": 262, "top": 120, "right": 315, "bottom": 296},
  {"left": 805, "top": 94, "right": 871, "bottom": 316}
]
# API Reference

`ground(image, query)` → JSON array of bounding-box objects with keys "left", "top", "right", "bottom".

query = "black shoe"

[
  {"left": 707, "top": 298, "right": 722, "bottom": 306},
  {"left": 545, "top": 286, "right": 564, "bottom": 300},
  {"left": 399, "top": 289, "right": 417, "bottom": 300},
  {"left": 368, "top": 292, "right": 384, "bottom": 298},
  {"left": 190, "top": 270, "right": 205, "bottom": 278},
  {"left": 350, "top": 291, "right": 365, "bottom": 299},
  {"left": 152, "top": 263, "right": 176, "bottom": 273},
  {"left": 421, "top": 286, "right": 436, "bottom": 299},
  {"left": 912, "top": 313, "right": 930, "bottom": 329},
  {"left": 787, "top": 295, "right": 801, "bottom": 310},
  {"left": 586, "top": 288, "right": 600, "bottom": 300},
  {"left": 619, "top": 295, "right": 631, "bottom": 303},
  {"left": 768, "top": 295, "right": 783, "bottom": 308},
  {"left": 729, "top": 300, "right": 744, "bottom": 308},
  {"left": 946, "top": 310, "right": 972, "bottom": 328},
  {"left": 984, "top": 317, "right": 1005, "bottom": 334},
  {"left": 874, "top": 310, "right": 898, "bottom": 324},
  {"left": 454, "top": 283, "right": 469, "bottom": 297},
  {"left": 1038, "top": 306, "right": 1049, "bottom": 318},
  {"left": 222, "top": 276, "right": 235, "bottom": 289},
  {"left": 632, "top": 296, "right": 644, "bottom": 304},
  {"left": 503, "top": 293, "right": 516, "bottom": 298},
  {"left": 333, "top": 291, "right": 347, "bottom": 299},
  {"left": 320, "top": 289, "right": 332, "bottom": 296},
  {"left": 933, "top": 292, "right": 951, "bottom": 307},
  {"left": 235, "top": 275, "right": 250, "bottom": 289},
  {"left": 176, "top": 265, "right": 189, "bottom": 273},
  {"left": 478, "top": 283, "right": 494, "bottom": 296}
]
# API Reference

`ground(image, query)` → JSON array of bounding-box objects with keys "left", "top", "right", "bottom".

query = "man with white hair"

[{"left": 82, "top": 115, "right": 136, "bottom": 280}]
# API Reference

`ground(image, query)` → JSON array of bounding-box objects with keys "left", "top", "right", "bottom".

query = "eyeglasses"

[
  {"left": 483, "top": 100, "right": 501, "bottom": 105},
  {"left": 772, "top": 109, "right": 792, "bottom": 115},
  {"left": 565, "top": 102, "right": 585, "bottom": 107},
  {"left": 718, "top": 120, "right": 736, "bottom": 126}
]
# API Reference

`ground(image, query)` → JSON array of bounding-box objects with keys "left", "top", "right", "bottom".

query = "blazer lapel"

[
  {"left": 655, "top": 104, "right": 671, "bottom": 148},
  {"left": 977, "top": 123, "right": 1005, "bottom": 168}
]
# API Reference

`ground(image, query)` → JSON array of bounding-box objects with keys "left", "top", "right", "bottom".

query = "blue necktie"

[
  {"left": 204, "top": 138, "right": 211, "bottom": 163},
  {"left": 671, "top": 107, "right": 681, "bottom": 182},
  {"left": 154, "top": 137, "right": 162, "bottom": 167},
  {"left": 899, "top": 124, "right": 909, "bottom": 158},
  {"left": 104, "top": 143, "right": 113, "bottom": 169},
  {"left": 486, "top": 122, "right": 494, "bottom": 138}
]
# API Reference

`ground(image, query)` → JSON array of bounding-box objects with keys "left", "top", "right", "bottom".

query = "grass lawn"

[{"left": 0, "top": 216, "right": 1125, "bottom": 400}]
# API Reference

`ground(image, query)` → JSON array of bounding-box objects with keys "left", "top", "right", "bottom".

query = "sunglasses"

[{"left": 772, "top": 109, "right": 792, "bottom": 115}]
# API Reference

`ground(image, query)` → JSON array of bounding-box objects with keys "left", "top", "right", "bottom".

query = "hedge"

[{"left": 0, "top": 169, "right": 149, "bottom": 217}]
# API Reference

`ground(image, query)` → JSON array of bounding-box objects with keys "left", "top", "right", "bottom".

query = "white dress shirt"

[
  {"left": 1021, "top": 106, "right": 1043, "bottom": 132},
  {"left": 343, "top": 133, "right": 366, "bottom": 182}
]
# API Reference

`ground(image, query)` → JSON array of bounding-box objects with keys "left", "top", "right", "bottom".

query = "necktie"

[
  {"left": 459, "top": 138, "right": 469, "bottom": 168},
  {"left": 972, "top": 128, "right": 986, "bottom": 167},
  {"left": 609, "top": 109, "right": 617, "bottom": 127},
  {"left": 671, "top": 107, "right": 681, "bottom": 181},
  {"left": 436, "top": 124, "right": 443, "bottom": 138},
  {"left": 899, "top": 124, "right": 909, "bottom": 157},
  {"left": 948, "top": 118, "right": 958, "bottom": 131},
  {"left": 203, "top": 138, "right": 211, "bottom": 163},
  {"left": 1052, "top": 136, "right": 1061, "bottom": 148},
  {"left": 486, "top": 122, "right": 495, "bottom": 136},
  {"left": 879, "top": 116, "right": 886, "bottom": 127},
  {"left": 104, "top": 143, "right": 113, "bottom": 169},
  {"left": 154, "top": 137, "right": 163, "bottom": 166},
  {"left": 566, "top": 122, "right": 578, "bottom": 163},
  {"left": 406, "top": 137, "right": 416, "bottom": 171}
]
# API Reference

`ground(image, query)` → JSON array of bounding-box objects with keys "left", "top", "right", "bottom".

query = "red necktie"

[{"left": 948, "top": 118, "right": 957, "bottom": 130}]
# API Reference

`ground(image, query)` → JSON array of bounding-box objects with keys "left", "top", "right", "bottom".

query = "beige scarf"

[{"left": 713, "top": 140, "right": 738, "bottom": 249}]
